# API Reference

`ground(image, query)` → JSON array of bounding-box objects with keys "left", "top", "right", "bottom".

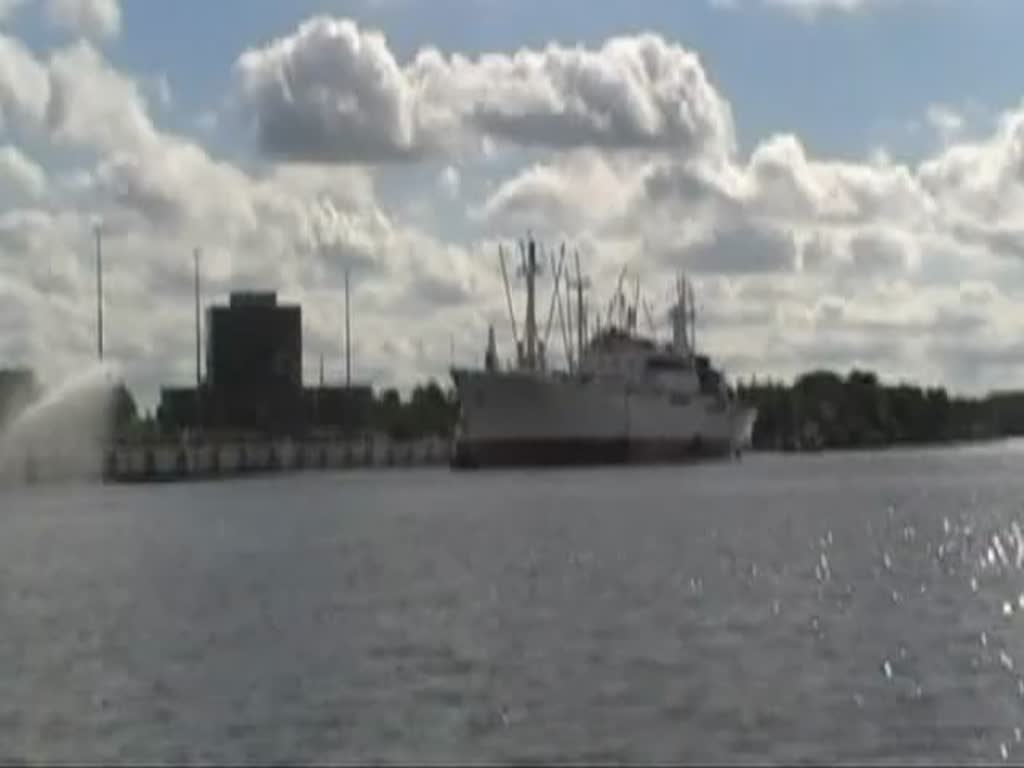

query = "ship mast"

[
  {"left": 631, "top": 275, "right": 641, "bottom": 334},
  {"left": 688, "top": 277, "right": 697, "bottom": 355},
  {"left": 570, "top": 250, "right": 589, "bottom": 368},
  {"left": 520, "top": 236, "right": 541, "bottom": 370},
  {"left": 673, "top": 272, "right": 692, "bottom": 357},
  {"left": 606, "top": 266, "right": 627, "bottom": 330},
  {"left": 542, "top": 245, "right": 566, "bottom": 351},
  {"left": 498, "top": 245, "right": 521, "bottom": 365}
]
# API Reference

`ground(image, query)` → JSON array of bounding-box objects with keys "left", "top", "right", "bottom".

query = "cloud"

[
  {"left": 927, "top": 104, "right": 964, "bottom": 145},
  {"left": 2, "top": 11, "right": 1024, "bottom": 404},
  {"left": 235, "top": 18, "right": 426, "bottom": 163},
  {"left": 762, "top": 0, "right": 878, "bottom": 14},
  {"left": 438, "top": 165, "right": 460, "bottom": 198},
  {"left": 0, "top": 29, "right": 505, "bottom": 407},
  {"left": 712, "top": 0, "right": 887, "bottom": 17},
  {"left": 0, "top": 34, "right": 50, "bottom": 129},
  {"left": 0, "top": 145, "right": 45, "bottom": 199},
  {"left": 46, "top": 42, "right": 157, "bottom": 152},
  {"left": 478, "top": 150, "right": 646, "bottom": 234},
  {"left": 676, "top": 221, "right": 799, "bottom": 275},
  {"left": 45, "top": 0, "right": 122, "bottom": 41},
  {"left": 466, "top": 86, "right": 1024, "bottom": 391},
  {"left": 235, "top": 17, "right": 735, "bottom": 164}
]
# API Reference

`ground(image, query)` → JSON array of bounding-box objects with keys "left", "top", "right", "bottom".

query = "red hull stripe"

[{"left": 451, "top": 438, "right": 735, "bottom": 468}]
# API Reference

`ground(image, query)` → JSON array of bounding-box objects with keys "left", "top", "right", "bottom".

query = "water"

[
  {"left": 4, "top": 444, "right": 1024, "bottom": 764},
  {"left": 0, "top": 363, "right": 120, "bottom": 485}
]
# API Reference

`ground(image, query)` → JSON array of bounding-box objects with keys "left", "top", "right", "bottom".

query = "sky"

[{"left": 3, "top": 0, "right": 1024, "bottom": 410}]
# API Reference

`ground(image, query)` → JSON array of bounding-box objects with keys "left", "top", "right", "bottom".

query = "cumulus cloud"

[
  {"left": 0, "top": 34, "right": 50, "bottom": 129},
  {"left": 235, "top": 18, "right": 427, "bottom": 163},
  {"left": 678, "top": 222, "right": 799, "bottom": 275},
  {"left": 0, "top": 145, "right": 45, "bottom": 199},
  {"left": 235, "top": 17, "right": 735, "bottom": 164},
  {"left": 45, "top": 0, "right": 121, "bottom": 41},
  {"left": 2, "top": 11, "right": 1024, "bottom": 402},
  {"left": 479, "top": 150, "right": 647, "bottom": 234},
  {"left": 46, "top": 42, "right": 157, "bottom": 152},
  {"left": 471, "top": 87, "right": 1024, "bottom": 389},
  {"left": 0, "top": 24, "right": 506, "bottom": 406}
]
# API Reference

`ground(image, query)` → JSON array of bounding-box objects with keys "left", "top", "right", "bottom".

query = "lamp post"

[
  {"left": 345, "top": 267, "right": 351, "bottom": 391},
  {"left": 194, "top": 247, "right": 202, "bottom": 434},
  {"left": 94, "top": 223, "right": 103, "bottom": 362}
]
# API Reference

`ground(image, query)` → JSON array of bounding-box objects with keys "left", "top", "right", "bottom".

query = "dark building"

[
  {"left": 204, "top": 291, "right": 303, "bottom": 433},
  {"left": 158, "top": 291, "right": 370, "bottom": 437}
]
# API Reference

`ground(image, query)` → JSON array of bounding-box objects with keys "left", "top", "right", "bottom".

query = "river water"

[{"left": 4, "top": 444, "right": 1024, "bottom": 764}]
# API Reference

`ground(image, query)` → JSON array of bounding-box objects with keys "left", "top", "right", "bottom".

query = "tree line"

[
  {"left": 8, "top": 365, "right": 1024, "bottom": 450},
  {"left": 737, "top": 370, "right": 1024, "bottom": 451}
]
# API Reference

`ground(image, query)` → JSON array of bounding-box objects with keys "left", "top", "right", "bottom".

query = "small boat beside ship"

[{"left": 450, "top": 237, "right": 758, "bottom": 469}]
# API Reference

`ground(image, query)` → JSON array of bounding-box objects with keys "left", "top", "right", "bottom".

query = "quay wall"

[{"left": 2, "top": 435, "right": 453, "bottom": 486}]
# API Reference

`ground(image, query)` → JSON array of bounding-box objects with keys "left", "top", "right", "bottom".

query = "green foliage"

[
  {"left": 372, "top": 380, "right": 458, "bottom": 440},
  {"left": 738, "top": 369, "right": 1019, "bottom": 451}
]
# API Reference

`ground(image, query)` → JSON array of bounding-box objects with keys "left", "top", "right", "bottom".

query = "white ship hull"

[{"left": 451, "top": 369, "right": 757, "bottom": 468}]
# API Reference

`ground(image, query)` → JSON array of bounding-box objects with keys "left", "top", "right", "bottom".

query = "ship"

[{"left": 450, "top": 236, "right": 758, "bottom": 468}]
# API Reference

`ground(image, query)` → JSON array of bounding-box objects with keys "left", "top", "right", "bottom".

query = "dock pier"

[
  {"left": 101, "top": 435, "right": 451, "bottom": 484},
  {"left": 101, "top": 435, "right": 452, "bottom": 484}
]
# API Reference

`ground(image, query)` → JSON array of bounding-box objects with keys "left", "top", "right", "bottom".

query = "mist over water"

[{"left": 0, "top": 363, "right": 121, "bottom": 486}]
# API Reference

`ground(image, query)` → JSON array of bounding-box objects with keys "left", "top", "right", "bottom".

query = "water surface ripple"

[{"left": 4, "top": 444, "right": 1024, "bottom": 764}]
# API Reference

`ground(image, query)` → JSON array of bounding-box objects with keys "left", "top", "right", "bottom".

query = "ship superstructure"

[{"left": 450, "top": 236, "right": 757, "bottom": 468}]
